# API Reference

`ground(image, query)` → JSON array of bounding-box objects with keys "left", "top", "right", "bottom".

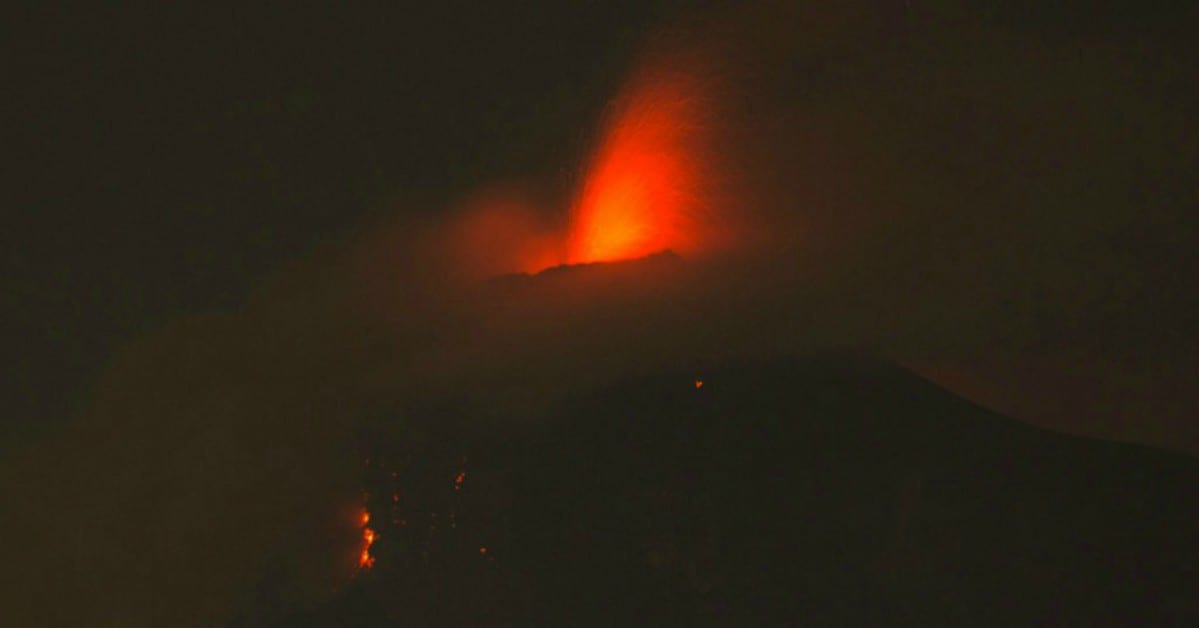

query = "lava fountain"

[
  {"left": 564, "top": 58, "right": 721, "bottom": 266},
  {"left": 436, "top": 51, "right": 727, "bottom": 279}
]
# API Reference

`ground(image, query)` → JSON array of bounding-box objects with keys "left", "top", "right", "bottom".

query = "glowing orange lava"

[
  {"left": 358, "top": 509, "right": 376, "bottom": 569},
  {"left": 565, "top": 65, "right": 712, "bottom": 265}
]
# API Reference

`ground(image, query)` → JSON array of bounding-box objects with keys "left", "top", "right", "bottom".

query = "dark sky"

[
  {"left": 3, "top": 1, "right": 1196, "bottom": 448},
  {"left": 6, "top": 0, "right": 708, "bottom": 444},
  {"left": 7, "top": 1, "right": 1197, "bottom": 445}
]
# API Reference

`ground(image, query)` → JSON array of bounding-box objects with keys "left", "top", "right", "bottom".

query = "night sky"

[
  {"left": 4, "top": 1, "right": 1199, "bottom": 624},
  {"left": 7, "top": 1, "right": 696, "bottom": 445},
  {"left": 8, "top": 1, "right": 1197, "bottom": 446}
]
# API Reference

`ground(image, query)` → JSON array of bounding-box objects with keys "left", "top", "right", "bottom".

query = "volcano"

[{"left": 280, "top": 354, "right": 1199, "bottom": 627}]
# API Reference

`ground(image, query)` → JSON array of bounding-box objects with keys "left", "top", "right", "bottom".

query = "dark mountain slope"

[
  {"left": 511, "top": 356, "right": 1199, "bottom": 626},
  {"left": 286, "top": 356, "right": 1199, "bottom": 626}
]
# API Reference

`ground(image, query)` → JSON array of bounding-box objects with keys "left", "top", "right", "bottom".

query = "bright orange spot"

[
  {"left": 454, "top": 470, "right": 466, "bottom": 491},
  {"left": 566, "top": 64, "right": 713, "bottom": 265},
  {"left": 358, "top": 508, "right": 376, "bottom": 570},
  {"left": 479, "top": 546, "right": 488, "bottom": 555},
  {"left": 695, "top": 378, "right": 704, "bottom": 389},
  {"left": 359, "top": 548, "right": 375, "bottom": 569}
]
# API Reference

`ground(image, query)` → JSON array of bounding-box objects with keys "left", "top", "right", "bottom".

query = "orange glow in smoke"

[
  {"left": 447, "top": 187, "right": 561, "bottom": 276},
  {"left": 565, "top": 65, "right": 713, "bottom": 265}
]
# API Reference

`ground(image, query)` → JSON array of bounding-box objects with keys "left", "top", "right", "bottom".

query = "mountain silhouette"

[{"left": 286, "top": 355, "right": 1199, "bottom": 626}]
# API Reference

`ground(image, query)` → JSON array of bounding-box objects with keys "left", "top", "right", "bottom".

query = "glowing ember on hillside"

[
  {"left": 358, "top": 509, "right": 376, "bottom": 569},
  {"left": 565, "top": 65, "right": 713, "bottom": 265}
]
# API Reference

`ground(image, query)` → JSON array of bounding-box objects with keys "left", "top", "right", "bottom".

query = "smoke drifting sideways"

[{"left": 3, "top": 2, "right": 1198, "bottom": 625}]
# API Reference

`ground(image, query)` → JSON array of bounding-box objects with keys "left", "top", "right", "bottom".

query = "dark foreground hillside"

[{"left": 279, "top": 356, "right": 1199, "bottom": 627}]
